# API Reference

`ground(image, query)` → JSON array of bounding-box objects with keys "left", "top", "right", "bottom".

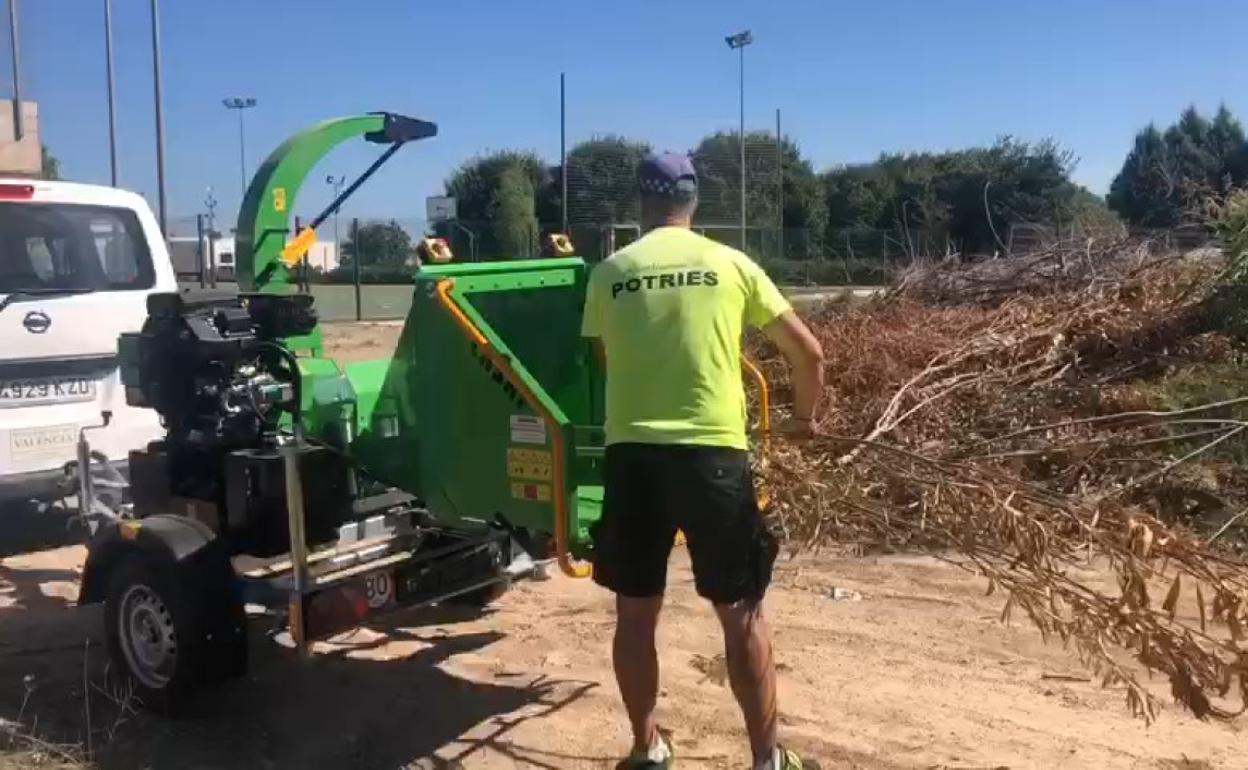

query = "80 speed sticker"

[{"left": 362, "top": 571, "right": 395, "bottom": 609}]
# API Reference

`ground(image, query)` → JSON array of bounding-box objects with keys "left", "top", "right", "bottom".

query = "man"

[{"left": 581, "top": 153, "right": 825, "bottom": 770}]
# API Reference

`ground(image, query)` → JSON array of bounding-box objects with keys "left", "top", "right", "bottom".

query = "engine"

[{"left": 118, "top": 292, "right": 354, "bottom": 556}]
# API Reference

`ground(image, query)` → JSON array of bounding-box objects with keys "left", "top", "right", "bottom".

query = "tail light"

[{"left": 0, "top": 184, "right": 35, "bottom": 200}]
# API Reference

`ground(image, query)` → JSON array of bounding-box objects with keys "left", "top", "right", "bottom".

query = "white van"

[{"left": 0, "top": 179, "right": 175, "bottom": 503}]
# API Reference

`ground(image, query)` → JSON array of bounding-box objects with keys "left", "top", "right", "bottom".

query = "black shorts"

[{"left": 591, "top": 443, "right": 779, "bottom": 605}]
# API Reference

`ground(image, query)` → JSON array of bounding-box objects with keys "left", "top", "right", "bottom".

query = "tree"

[
  {"left": 822, "top": 164, "right": 893, "bottom": 231},
  {"left": 690, "top": 131, "right": 828, "bottom": 256},
  {"left": 490, "top": 165, "right": 538, "bottom": 257},
  {"left": 564, "top": 135, "right": 651, "bottom": 225},
  {"left": 444, "top": 151, "right": 549, "bottom": 224},
  {"left": 1108, "top": 105, "right": 1248, "bottom": 227},
  {"left": 341, "top": 221, "right": 414, "bottom": 268},
  {"left": 821, "top": 137, "right": 1089, "bottom": 255},
  {"left": 40, "top": 145, "right": 60, "bottom": 180},
  {"left": 690, "top": 131, "right": 782, "bottom": 228}
]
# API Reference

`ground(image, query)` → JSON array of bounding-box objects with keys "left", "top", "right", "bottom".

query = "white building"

[
  {"left": 168, "top": 235, "right": 339, "bottom": 282},
  {"left": 0, "top": 100, "right": 41, "bottom": 175}
]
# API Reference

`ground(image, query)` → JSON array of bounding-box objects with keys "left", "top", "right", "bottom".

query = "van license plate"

[{"left": 0, "top": 377, "right": 96, "bottom": 408}]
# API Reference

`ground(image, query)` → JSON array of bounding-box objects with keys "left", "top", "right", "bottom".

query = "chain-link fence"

[{"left": 168, "top": 214, "right": 432, "bottom": 321}]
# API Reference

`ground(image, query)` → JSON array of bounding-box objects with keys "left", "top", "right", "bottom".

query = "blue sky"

[{"left": 10, "top": 0, "right": 1248, "bottom": 228}]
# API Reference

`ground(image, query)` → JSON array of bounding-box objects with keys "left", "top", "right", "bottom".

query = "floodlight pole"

[
  {"left": 726, "top": 30, "right": 753, "bottom": 251},
  {"left": 150, "top": 0, "right": 168, "bottom": 234},
  {"left": 223, "top": 97, "right": 258, "bottom": 196},
  {"left": 8, "top": 0, "right": 21, "bottom": 140},
  {"left": 104, "top": 0, "right": 118, "bottom": 185}
]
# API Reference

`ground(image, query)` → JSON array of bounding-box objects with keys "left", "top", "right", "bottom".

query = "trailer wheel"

[
  {"left": 104, "top": 556, "right": 200, "bottom": 713},
  {"left": 104, "top": 551, "right": 246, "bottom": 714}
]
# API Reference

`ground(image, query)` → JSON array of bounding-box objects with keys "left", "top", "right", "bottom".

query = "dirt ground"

[
  {"left": 1, "top": 324, "right": 1244, "bottom": 769},
  {"left": 322, "top": 321, "right": 407, "bottom": 364},
  {"left": 0, "top": 543, "right": 1243, "bottom": 770}
]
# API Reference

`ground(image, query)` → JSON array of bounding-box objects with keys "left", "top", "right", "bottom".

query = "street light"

[
  {"left": 725, "top": 30, "right": 753, "bottom": 251},
  {"left": 150, "top": 0, "right": 167, "bottom": 234},
  {"left": 103, "top": 0, "right": 118, "bottom": 185},
  {"left": 8, "top": 0, "right": 22, "bottom": 140},
  {"left": 223, "top": 97, "right": 257, "bottom": 196},
  {"left": 326, "top": 174, "right": 345, "bottom": 271}
]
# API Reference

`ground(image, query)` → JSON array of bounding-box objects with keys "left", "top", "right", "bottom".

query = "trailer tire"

[{"left": 103, "top": 553, "right": 247, "bottom": 715}]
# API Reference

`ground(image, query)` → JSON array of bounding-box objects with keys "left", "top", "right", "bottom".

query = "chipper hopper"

[{"left": 73, "top": 112, "right": 614, "bottom": 712}]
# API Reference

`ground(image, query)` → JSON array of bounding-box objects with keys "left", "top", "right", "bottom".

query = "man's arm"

[{"left": 761, "top": 310, "right": 825, "bottom": 431}]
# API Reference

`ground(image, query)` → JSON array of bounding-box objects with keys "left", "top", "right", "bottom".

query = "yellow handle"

[
  {"left": 742, "top": 356, "right": 771, "bottom": 437},
  {"left": 742, "top": 356, "right": 772, "bottom": 509},
  {"left": 281, "top": 227, "right": 317, "bottom": 266}
]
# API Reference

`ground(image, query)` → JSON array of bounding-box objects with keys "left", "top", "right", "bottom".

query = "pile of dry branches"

[{"left": 753, "top": 237, "right": 1248, "bottom": 722}]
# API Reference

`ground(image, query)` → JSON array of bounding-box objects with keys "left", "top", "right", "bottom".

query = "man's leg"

[
  {"left": 595, "top": 444, "right": 676, "bottom": 760},
  {"left": 614, "top": 594, "right": 665, "bottom": 753},
  {"left": 714, "top": 599, "right": 777, "bottom": 765},
  {"left": 674, "top": 446, "right": 782, "bottom": 766}
]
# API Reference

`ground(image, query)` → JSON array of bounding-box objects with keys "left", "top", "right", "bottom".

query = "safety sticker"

[
  {"left": 507, "top": 447, "right": 553, "bottom": 481},
  {"left": 272, "top": 187, "right": 287, "bottom": 213},
  {"left": 511, "top": 481, "right": 551, "bottom": 503},
  {"left": 509, "top": 414, "right": 547, "bottom": 445}
]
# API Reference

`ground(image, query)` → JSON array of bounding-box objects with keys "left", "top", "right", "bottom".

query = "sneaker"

[
  {"left": 615, "top": 728, "right": 675, "bottom": 769},
  {"left": 771, "top": 746, "right": 819, "bottom": 770}
]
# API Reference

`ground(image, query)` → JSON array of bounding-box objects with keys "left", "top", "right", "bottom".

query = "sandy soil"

[
  {"left": 0, "top": 543, "right": 1242, "bottom": 770},
  {"left": 322, "top": 321, "right": 407, "bottom": 364}
]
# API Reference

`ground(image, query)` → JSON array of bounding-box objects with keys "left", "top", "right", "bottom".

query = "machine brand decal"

[
  {"left": 469, "top": 345, "right": 526, "bottom": 409},
  {"left": 509, "top": 415, "right": 547, "bottom": 445},
  {"left": 507, "top": 447, "right": 553, "bottom": 481},
  {"left": 510, "top": 481, "right": 551, "bottom": 503},
  {"left": 22, "top": 310, "right": 51, "bottom": 334},
  {"left": 272, "top": 187, "right": 287, "bottom": 213}
]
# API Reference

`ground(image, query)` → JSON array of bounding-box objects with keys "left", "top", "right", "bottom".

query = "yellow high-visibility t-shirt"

[{"left": 581, "top": 226, "right": 791, "bottom": 449}]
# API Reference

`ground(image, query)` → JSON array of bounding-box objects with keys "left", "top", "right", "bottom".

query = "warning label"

[
  {"left": 509, "top": 414, "right": 547, "bottom": 445},
  {"left": 511, "top": 481, "right": 552, "bottom": 503},
  {"left": 507, "top": 447, "right": 553, "bottom": 481}
]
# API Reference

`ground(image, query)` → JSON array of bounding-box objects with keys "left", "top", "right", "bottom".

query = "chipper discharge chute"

[{"left": 72, "top": 112, "right": 604, "bottom": 713}]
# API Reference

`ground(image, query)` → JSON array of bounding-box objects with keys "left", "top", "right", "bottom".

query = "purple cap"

[{"left": 638, "top": 152, "right": 698, "bottom": 198}]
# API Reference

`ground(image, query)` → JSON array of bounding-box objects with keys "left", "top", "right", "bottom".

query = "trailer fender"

[{"left": 79, "top": 515, "right": 234, "bottom": 606}]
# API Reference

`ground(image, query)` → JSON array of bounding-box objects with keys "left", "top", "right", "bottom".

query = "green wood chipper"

[{"left": 72, "top": 112, "right": 656, "bottom": 712}]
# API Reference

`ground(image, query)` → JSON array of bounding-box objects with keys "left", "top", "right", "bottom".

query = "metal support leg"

[
  {"left": 74, "top": 411, "right": 128, "bottom": 534},
  {"left": 283, "top": 429, "right": 311, "bottom": 659}
]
